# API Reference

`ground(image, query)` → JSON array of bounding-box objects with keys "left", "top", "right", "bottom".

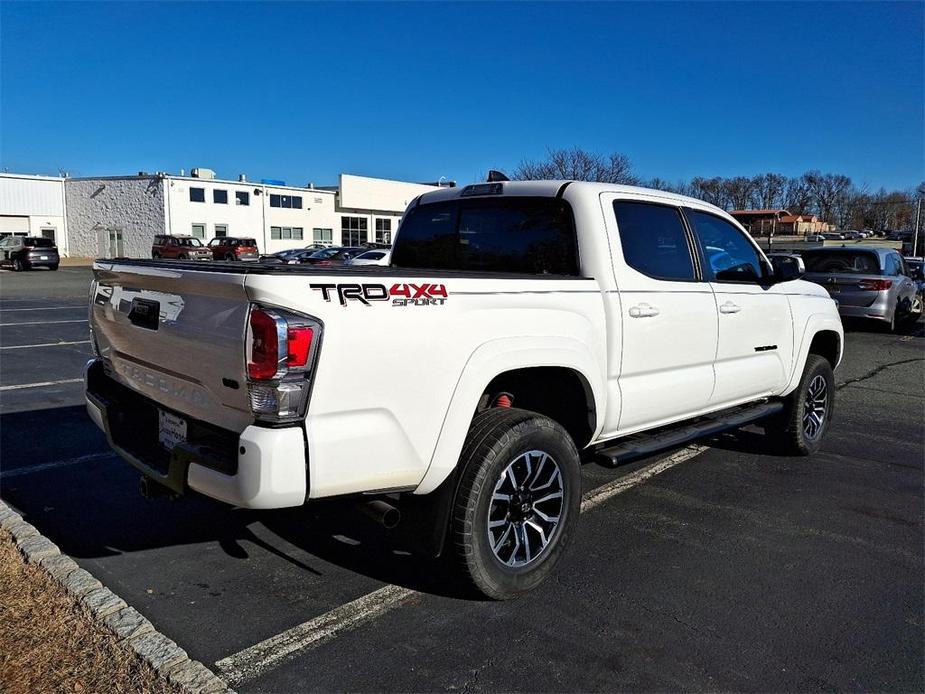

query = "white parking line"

[
  {"left": 0, "top": 451, "right": 116, "bottom": 479},
  {"left": 0, "top": 318, "right": 88, "bottom": 326},
  {"left": 0, "top": 340, "right": 91, "bottom": 350},
  {"left": 0, "top": 306, "right": 86, "bottom": 312},
  {"left": 215, "top": 584, "right": 414, "bottom": 686},
  {"left": 0, "top": 378, "right": 83, "bottom": 391},
  {"left": 215, "top": 444, "right": 709, "bottom": 686}
]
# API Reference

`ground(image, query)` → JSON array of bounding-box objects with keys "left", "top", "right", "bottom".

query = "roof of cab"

[{"left": 415, "top": 179, "right": 725, "bottom": 216}]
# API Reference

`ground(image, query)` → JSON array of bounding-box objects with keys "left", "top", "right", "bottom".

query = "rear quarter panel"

[{"left": 243, "top": 272, "right": 606, "bottom": 498}]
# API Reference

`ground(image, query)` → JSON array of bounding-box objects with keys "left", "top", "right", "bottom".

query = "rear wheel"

[
  {"left": 12, "top": 257, "right": 23, "bottom": 272},
  {"left": 452, "top": 407, "right": 581, "bottom": 600},
  {"left": 49, "top": 264, "right": 59, "bottom": 271},
  {"left": 768, "top": 355, "right": 835, "bottom": 455}
]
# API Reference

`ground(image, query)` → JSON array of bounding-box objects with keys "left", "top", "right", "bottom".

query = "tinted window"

[
  {"left": 393, "top": 197, "right": 578, "bottom": 275},
  {"left": 803, "top": 250, "right": 881, "bottom": 274},
  {"left": 24, "top": 237, "right": 55, "bottom": 248},
  {"left": 687, "top": 210, "right": 766, "bottom": 283},
  {"left": 613, "top": 202, "right": 694, "bottom": 281},
  {"left": 235, "top": 191, "right": 250, "bottom": 206},
  {"left": 189, "top": 187, "right": 205, "bottom": 203},
  {"left": 213, "top": 189, "right": 228, "bottom": 204}
]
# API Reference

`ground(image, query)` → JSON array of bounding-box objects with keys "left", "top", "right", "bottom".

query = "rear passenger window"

[
  {"left": 687, "top": 209, "right": 768, "bottom": 283},
  {"left": 612, "top": 201, "right": 695, "bottom": 281},
  {"left": 393, "top": 197, "right": 579, "bottom": 275}
]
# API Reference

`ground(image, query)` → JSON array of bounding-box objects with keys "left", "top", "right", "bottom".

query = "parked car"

[
  {"left": 347, "top": 249, "right": 391, "bottom": 266},
  {"left": 87, "top": 179, "right": 844, "bottom": 599},
  {"left": 208, "top": 237, "right": 260, "bottom": 261},
  {"left": 805, "top": 234, "right": 826, "bottom": 242},
  {"left": 802, "top": 247, "right": 922, "bottom": 331},
  {"left": 151, "top": 235, "right": 212, "bottom": 260},
  {"left": 0, "top": 235, "right": 59, "bottom": 271},
  {"left": 295, "top": 246, "right": 366, "bottom": 266},
  {"left": 841, "top": 230, "right": 863, "bottom": 240},
  {"left": 822, "top": 232, "right": 845, "bottom": 241}
]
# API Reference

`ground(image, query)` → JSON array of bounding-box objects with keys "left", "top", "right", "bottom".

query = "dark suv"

[
  {"left": 152, "top": 235, "right": 212, "bottom": 260},
  {"left": 0, "top": 236, "right": 60, "bottom": 271},
  {"left": 208, "top": 237, "right": 260, "bottom": 261}
]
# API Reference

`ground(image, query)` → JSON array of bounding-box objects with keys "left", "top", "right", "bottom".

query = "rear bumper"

[
  {"left": 84, "top": 359, "right": 307, "bottom": 508},
  {"left": 835, "top": 295, "right": 892, "bottom": 321},
  {"left": 24, "top": 255, "right": 59, "bottom": 267}
]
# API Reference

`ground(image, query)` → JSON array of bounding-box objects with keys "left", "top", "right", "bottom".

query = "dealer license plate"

[{"left": 158, "top": 409, "right": 187, "bottom": 450}]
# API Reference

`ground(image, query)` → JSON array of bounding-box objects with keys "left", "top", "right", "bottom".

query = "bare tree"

[
  {"left": 513, "top": 147, "right": 638, "bottom": 184},
  {"left": 751, "top": 173, "right": 789, "bottom": 210},
  {"left": 723, "top": 176, "right": 759, "bottom": 211},
  {"left": 802, "top": 170, "right": 853, "bottom": 225},
  {"left": 783, "top": 177, "right": 813, "bottom": 215},
  {"left": 688, "top": 177, "right": 731, "bottom": 209}
]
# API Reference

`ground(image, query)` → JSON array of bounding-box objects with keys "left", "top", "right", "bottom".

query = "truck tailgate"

[{"left": 91, "top": 262, "right": 253, "bottom": 432}]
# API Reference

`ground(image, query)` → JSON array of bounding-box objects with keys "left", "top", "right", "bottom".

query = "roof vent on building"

[
  {"left": 191, "top": 168, "right": 216, "bottom": 180},
  {"left": 238, "top": 174, "right": 247, "bottom": 182},
  {"left": 308, "top": 182, "right": 314, "bottom": 189}
]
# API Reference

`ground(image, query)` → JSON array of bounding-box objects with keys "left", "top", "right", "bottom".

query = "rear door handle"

[
  {"left": 719, "top": 301, "right": 741, "bottom": 314},
  {"left": 628, "top": 303, "right": 660, "bottom": 318}
]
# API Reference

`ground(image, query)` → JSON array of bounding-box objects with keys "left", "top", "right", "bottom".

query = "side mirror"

[{"left": 771, "top": 255, "right": 805, "bottom": 283}]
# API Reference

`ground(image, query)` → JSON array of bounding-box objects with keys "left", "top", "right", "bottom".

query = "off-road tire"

[
  {"left": 768, "top": 355, "right": 835, "bottom": 455},
  {"left": 452, "top": 407, "right": 581, "bottom": 600}
]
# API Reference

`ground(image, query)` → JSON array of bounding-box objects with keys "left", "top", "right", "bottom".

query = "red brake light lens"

[
  {"left": 287, "top": 327, "right": 313, "bottom": 367},
  {"left": 858, "top": 279, "right": 892, "bottom": 291},
  {"left": 248, "top": 309, "right": 279, "bottom": 380}
]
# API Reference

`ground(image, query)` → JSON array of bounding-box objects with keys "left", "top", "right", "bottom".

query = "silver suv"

[{"left": 802, "top": 247, "right": 922, "bottom": 331}]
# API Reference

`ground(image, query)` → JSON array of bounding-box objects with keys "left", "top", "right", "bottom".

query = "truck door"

[
  {"left": 684, "top": 208, "right": 794, "bottom": 405},
  {"left": 600, "top": 196, "right": 718, "bottom": 434}
]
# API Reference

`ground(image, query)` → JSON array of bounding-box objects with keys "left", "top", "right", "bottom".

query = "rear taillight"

[
  {"left": 316, "top": 260, "right": 332, "bottom": 266},
  {"left": 246, "top": 306, "right": 322, "bottom": 422},
  {"left": 858, "top": 279, "right": 892, "bottom": 291},
  {"left": 248, "top": 309, "right": 281, "bottom": 380}
]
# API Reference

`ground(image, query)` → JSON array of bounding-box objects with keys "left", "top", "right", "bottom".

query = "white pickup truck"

[{"left": 85, "top": 180, "right": 843, "bottom": 598}]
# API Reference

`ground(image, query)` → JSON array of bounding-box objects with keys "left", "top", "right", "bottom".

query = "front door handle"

[
  {"left": 628, "top": 303, "right": 660, "bottom": 318},
  {"left": 719, "top": 301, "right": 741, "bottom": 314}
]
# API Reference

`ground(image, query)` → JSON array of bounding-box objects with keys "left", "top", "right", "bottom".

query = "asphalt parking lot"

[{"left": 1, "top": 266, "right": 923, "bottom": 692}]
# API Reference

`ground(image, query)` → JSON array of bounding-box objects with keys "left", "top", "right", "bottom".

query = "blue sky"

[{"left": 1, "top": 2, "right": 922, "bottom": 189}]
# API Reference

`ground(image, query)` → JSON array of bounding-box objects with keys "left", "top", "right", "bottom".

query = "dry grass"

[{"left": 0, "top": 528, "right": 180, "bottom": 694}]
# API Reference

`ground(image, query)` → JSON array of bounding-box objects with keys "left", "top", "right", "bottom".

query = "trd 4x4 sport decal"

[{"left": 310, "top": 283, "right": 448, "bottom": 307}]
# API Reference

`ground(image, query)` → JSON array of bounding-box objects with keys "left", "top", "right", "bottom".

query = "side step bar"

[{"left": 594, "top": 400, "right": 784, "bottom": 467}]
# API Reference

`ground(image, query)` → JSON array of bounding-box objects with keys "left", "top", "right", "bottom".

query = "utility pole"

[{"left": 914, "top": 195, "right": 923, "bottom": 257}]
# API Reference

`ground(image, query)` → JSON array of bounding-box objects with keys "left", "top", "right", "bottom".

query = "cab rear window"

[{"left": 392, "top": 197, "right": 579, "bottom": 275}]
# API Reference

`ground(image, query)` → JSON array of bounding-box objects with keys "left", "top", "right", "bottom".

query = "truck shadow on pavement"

[{"left": 0, "top": 405, "right": 474, "bottom": 599}]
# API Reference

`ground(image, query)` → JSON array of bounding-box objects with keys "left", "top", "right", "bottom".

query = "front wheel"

[
  {"left": 452, "top": 407, "right": 581, "bottom": 600},
  {"left": 768, "top": 354, "right": 835, "bottom": 455}
]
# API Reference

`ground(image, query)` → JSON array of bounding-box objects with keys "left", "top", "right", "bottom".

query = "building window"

[
  {"left": 313, "top": 228, "right": 333, "bottom": 245},
  {"left": 269, "top": 194, "right": 303, "bottom": 209},
  {"left": 191, "top": 224, "right": 206, "bottom": 238},
  {"left": 235, "top": 191, "right": 250, "bottom": 206},
  {"left": 214, "top": 224, "right": 228, "bottom": 238},
  {"left": 213, "top": 189, "right": 228, "bottom": 204},
  {"left": 189, "top": 187, "right": 206, "bottom": 203},
  {"left": 341, "top": 216, "right": 368, "bottom": 246},
  {"left": 375, "top": 219, "right": 392, "bottom": 244},
  {"left": 270, "top": 226, "right": 304, "bottom": 240}
]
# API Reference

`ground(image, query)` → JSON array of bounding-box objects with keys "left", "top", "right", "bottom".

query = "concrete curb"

[{"left": 0, "top": 499, "right": 233, "bottom": 694}]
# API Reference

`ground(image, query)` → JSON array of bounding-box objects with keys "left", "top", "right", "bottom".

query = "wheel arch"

[
  {"left": 782, "top": 313, "right": 844, "bottom": 396},
  {"left": 413, "top": 336, "right": 605, "bottom": 495}
]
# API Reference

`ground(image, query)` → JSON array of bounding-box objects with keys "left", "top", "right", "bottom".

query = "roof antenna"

[{"left": 487, "top": 170, "right": 509, "bottom": 182}]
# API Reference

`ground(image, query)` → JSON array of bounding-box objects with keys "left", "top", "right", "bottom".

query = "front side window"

[
  {"left": 189, "top": 187, "right": 205, "bottom": 203},
  {"left": 213, "top": 189, "right": 228, "bottom": 204},
  {"left": 235, "top": 191, "right": 250, "bottom": 206},
  {"left": 342, "top": 217, "right": 368, "bottom": 246},
  {"left": 687, "top": 209, "right": 767, "bottom": 283},
  {"left": 612, "top": 201, "right": 695, "bottom": 282},
  {"left": 393, "top": 197, "right": 578, "bottom": 275}
]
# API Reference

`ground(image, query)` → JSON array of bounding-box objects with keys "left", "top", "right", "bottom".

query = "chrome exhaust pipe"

[{"left": 359, "top": 499, "right": 401, "bottom": 529}]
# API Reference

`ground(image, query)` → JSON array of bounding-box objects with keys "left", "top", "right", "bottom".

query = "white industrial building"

[
  {"left": 0, "top": 173, "right": 70, "bottom": 254},
  {"left": 0, "top": 170, "right": 448, "bottom": 258}
]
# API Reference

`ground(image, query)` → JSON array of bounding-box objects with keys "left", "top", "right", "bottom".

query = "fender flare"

[
  {"left": 413, "top": 335, "right": 605, "bottom": 495},
  {"left": 782, "top": 312, "right": 844, "bottom": 396}
]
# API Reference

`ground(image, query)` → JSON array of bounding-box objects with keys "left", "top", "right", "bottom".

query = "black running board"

[{"left": 594, "top": 400, "right": 784, "bottom": 467}]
